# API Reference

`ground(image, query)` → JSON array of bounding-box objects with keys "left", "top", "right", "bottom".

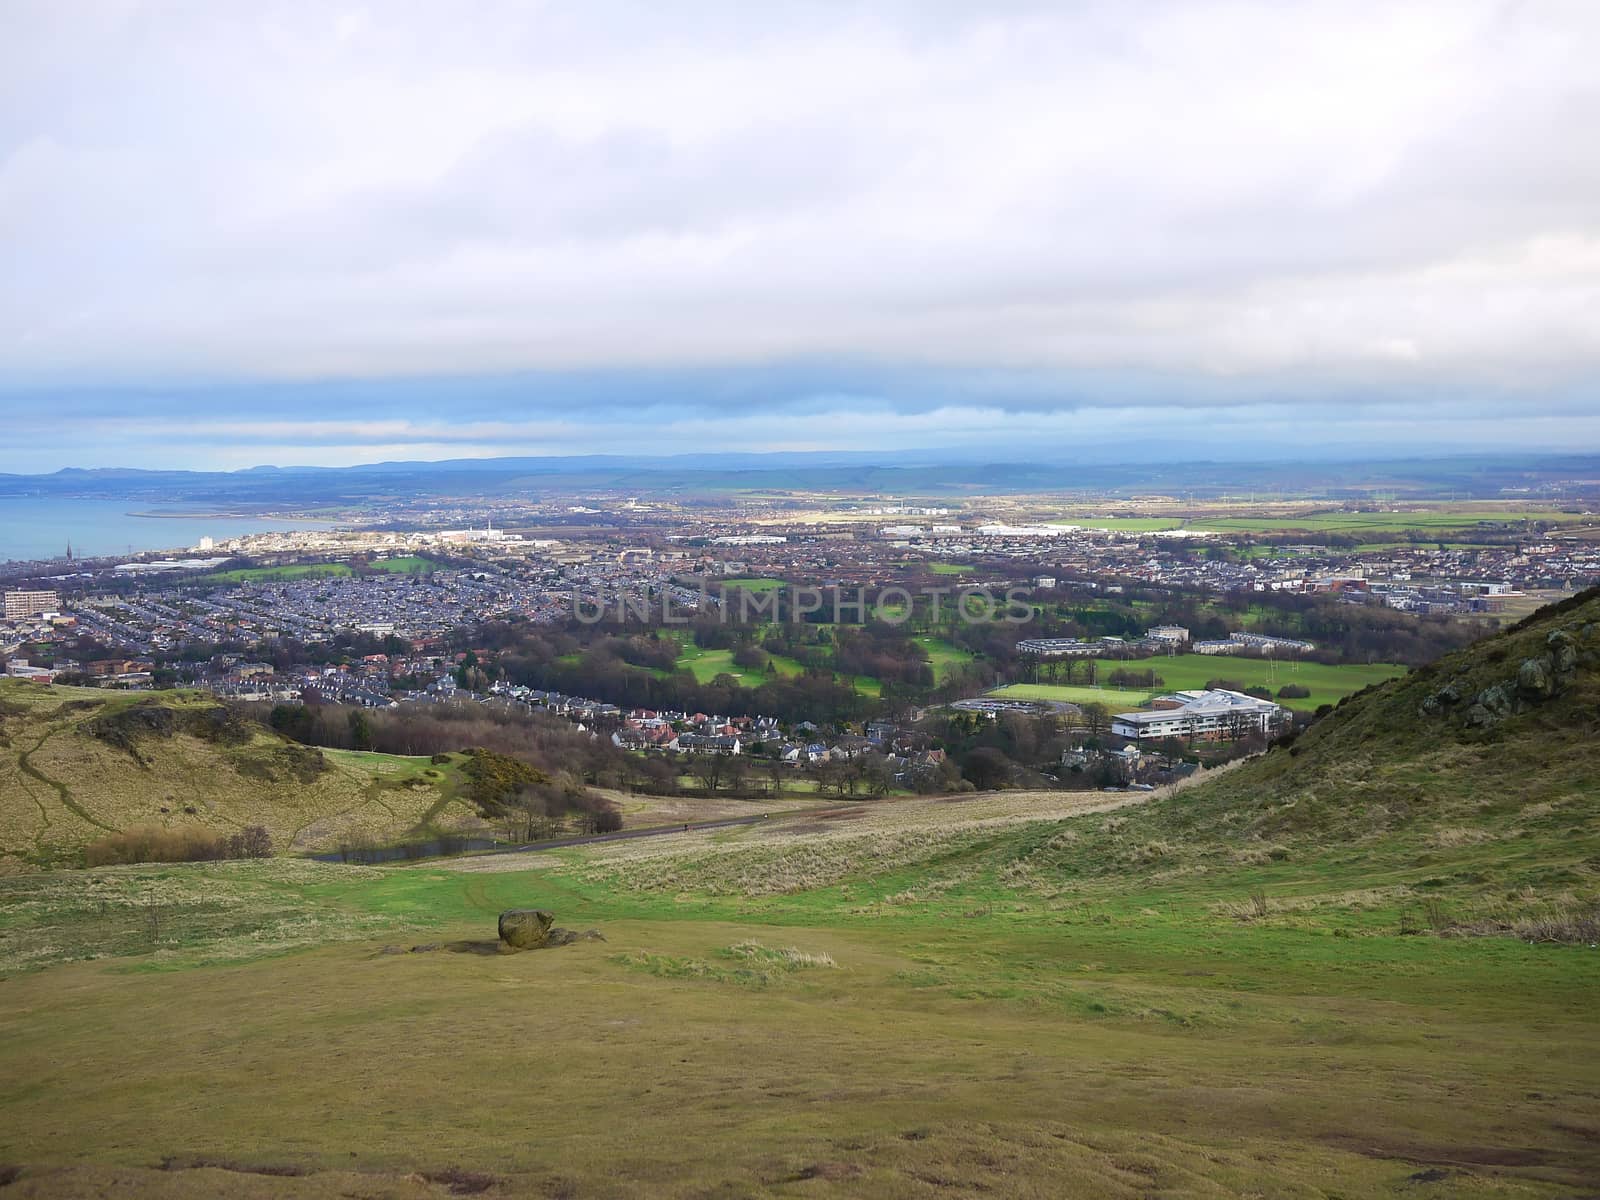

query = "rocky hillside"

[{"left": 0, "top": 683, "right": 482, "bottom": 871}]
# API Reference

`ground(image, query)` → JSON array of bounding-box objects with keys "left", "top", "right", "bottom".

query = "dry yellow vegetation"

[{"left": 0, "top": 681, "right": 479, "bottom": 863}]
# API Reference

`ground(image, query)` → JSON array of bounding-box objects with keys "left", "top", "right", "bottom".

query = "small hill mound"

[{"left": 0, "top": 683, "right": 479, "bottom": 870}]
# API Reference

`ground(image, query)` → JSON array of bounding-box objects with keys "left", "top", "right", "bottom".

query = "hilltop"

[{"left": 0, "top": 682, "right": 479, "bottom": 870}]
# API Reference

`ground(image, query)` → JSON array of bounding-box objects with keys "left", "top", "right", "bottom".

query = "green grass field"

[
  {"left": 190, "top": 556, "right": 438, "bottom": 585},
  {"left": 3, "top": 764, "right": 1596, "bottom": 1195},
  {"left": 719, "top": 576, "right": 787, "bottom": 592},
  {"left": 913, "top": 635, "right": 976, "bottom": 684},
  {"left": 363, "top": 555, "right": 440, "bottom": 573},
  {"left": 992, "top": 654, "right": 1406, "bottom": 711},
  {"left": 192, "top": 563, "right": 354, "bottom": 584}
]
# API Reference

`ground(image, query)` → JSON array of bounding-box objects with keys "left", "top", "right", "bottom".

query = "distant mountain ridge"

[{"left": 3, "top": 451, "right": 1597, "bottom": 503}]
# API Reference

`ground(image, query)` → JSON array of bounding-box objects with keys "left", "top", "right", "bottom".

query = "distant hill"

[
  {"left": 0, "top": 684, "right": 480, "bottom": 871},
  {"left": 3, "top": 450, "right": 1597, "bottom": 502}
]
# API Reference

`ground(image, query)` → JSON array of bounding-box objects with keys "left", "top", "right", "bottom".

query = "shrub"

[
  {"left": 460, "top": 747, "right": 548, "bottom": 816},
  {"left": 85, "top": 827, "right": 228, "bottom": 866},
  {"left": 225, "top": 825, "right": 274, "bottom": 859},
  {"left": 1276, "top": 683, "right": 1311, "bottom": 699}
]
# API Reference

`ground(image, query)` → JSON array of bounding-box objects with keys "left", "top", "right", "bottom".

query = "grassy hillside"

[
  {"left": 0, "top": 682, "right": 480, "bottom": 868},
  {"left": 1, "top": 595, "right": 1597, "bottom": 1195}
]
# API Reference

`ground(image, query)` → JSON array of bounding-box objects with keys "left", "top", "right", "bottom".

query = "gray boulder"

[
  {"left": 498, "top": 909, "right": 555, "bottom": 950},
  {"left": 1547, "top": 630, "right": 1579, "bottom": 675},
  {"left": 1476, "top": 683, "right": 1516, "bottom": 718},
  {"left": 1516, "top": 656, "right": 1557, "bottom": 702}
]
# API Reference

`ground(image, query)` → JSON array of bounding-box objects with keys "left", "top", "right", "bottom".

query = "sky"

[{"left": 2, "top": 0, "right": 1598, "bottom": 472}]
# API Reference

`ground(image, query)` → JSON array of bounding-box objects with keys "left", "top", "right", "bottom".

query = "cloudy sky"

[{"left": 2, "top": 0, "right": 1598, "bottom": 472}]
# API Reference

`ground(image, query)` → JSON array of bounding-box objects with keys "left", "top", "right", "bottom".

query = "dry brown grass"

[{"left": 0, "top": 683, "right": 479, "bottom": 861}]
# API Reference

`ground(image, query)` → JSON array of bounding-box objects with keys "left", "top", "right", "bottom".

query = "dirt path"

[{"left": 18, "top": 725, "right": 116, "bottom": 834}]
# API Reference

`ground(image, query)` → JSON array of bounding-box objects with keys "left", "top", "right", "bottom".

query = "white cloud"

[{"left": 0, "top": 0, "right": 1597, "bottom": 469}]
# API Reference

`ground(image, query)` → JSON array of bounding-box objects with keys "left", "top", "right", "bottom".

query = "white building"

[
  {"left": 1147, "top": 625, "right": 1190, "bottom": 645},
  {"left": 1228, "top": 632, "right": 1315, "bottom": 654},
  {"left": 1016, "top": 637, "right": 1104, "bottom": 657},
  {"left": 1112, "top": 689, "right": 1283, "bottom": 742},
  {"left": 4, "top": 590, "right": 60, "bottom": 621}
]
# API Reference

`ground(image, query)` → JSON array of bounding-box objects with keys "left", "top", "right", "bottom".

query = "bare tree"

[{"left": 689, "top": 753, "right": 725, "bottom": 794}]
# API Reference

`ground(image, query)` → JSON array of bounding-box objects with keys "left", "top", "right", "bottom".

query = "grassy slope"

[
  {"left": 0, "top": 683, "right": 476, "bottom": 866},
  {"left": 994, "top": 654, "right": 1406, "bottom": 711},
  {"left": 2, "top": 597, "right": 1598, "bottom": 1195}
]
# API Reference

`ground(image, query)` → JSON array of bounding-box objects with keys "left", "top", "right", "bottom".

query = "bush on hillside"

[
  {"left": 83, "top": 823, "right": 275, "bottom": 866},
  {"left": 85, "top": 827, "right": 225, "bottom": 865},
  {"left": 1277, "top": 684, "right": 1312, "bottom": 699}
]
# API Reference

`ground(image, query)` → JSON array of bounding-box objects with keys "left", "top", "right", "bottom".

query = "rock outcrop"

[
  {"left": 496, "top": 910, "right": 604, "bottom": 952},
  {"left": 498, "top": 909, "right": 555, "bottom": 950},
  {"left": 1425, "top": 624, "right": 1597, "bottom": 729}
]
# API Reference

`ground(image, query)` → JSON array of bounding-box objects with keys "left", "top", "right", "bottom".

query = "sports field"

[{"left": 992, "top": 654, "right": 1405, "bottom": 711}]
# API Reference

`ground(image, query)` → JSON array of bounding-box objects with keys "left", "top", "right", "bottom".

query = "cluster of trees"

[
  {"left": 459, "top": 747, "right": 624, "bottom": 842},
  {"left": 256, "top": 696, "right": 624, "bottom": 780},
  {"left": 467, "top": 618, "right": 879, "bottom": 723}
]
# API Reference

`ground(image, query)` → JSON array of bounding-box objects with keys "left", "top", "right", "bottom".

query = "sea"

[{"left": 0, "top": 497, "right": 338, "bottom": 564}]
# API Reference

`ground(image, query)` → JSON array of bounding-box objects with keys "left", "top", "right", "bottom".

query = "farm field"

[
  {"left": 719, "top": 576, "right": 787, "bottom": 592},
  {"left": 991, "top": 654, "right": 1406, "bottom": 711}
]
